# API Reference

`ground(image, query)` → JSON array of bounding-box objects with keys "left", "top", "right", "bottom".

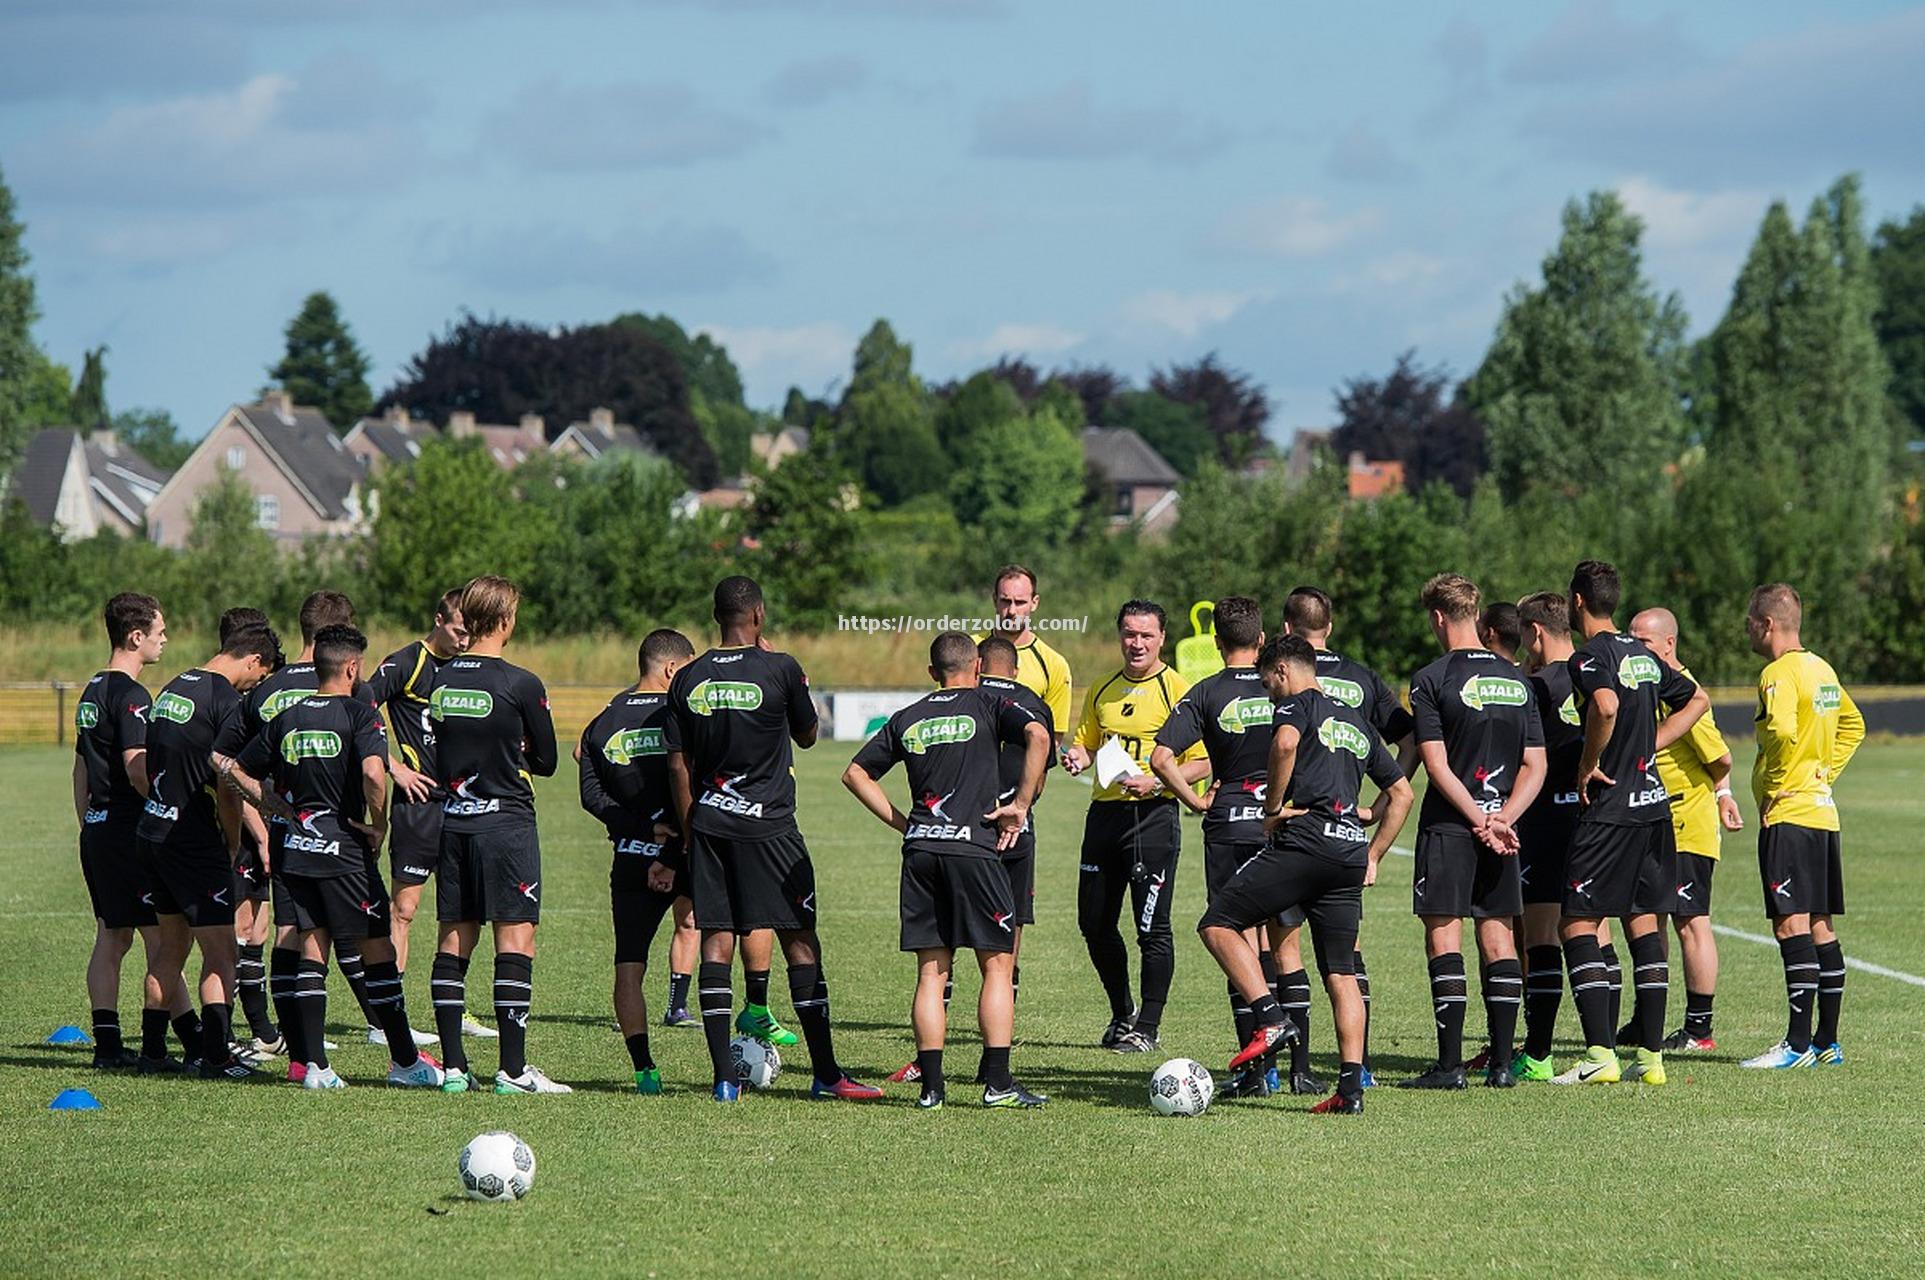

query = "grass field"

[{"left": 6, "top": 738, "right": 1925, "bottom": 1277}]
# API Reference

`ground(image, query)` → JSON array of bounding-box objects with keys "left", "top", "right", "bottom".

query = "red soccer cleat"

[
  {"left": 287, "top": 1061, "right": 307, "bottom": 1084},
  {"left": 810, "top": 1075, "right": 885, "bottom": 1101},
  {"left": 886, "top": 1060, "right": 922, "bottom": 1084},
  {"left": 1466, "top": 1046, "right": 1492, "bottom": 1072},
  {"left": 1310, "top": 1091, "right": 1363, "bottom": 1115},
  {"left": 1228, "top": 1020, "right": 1298, "bottom": 1073}
]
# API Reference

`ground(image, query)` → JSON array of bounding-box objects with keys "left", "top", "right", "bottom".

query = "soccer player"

[
  {"left": 74, "top": 592, "right": 186, "bottom": 1069},
  {"left": 1554, "top": 560, "right": 1709, "bottom": 1086},
  {"left": 1511, "top": 591, "right": 1586, "bottom": 1080},
  {"left": 1402, "top": 574, "right": 1546, "bottom": 1090},
  {"left": 666, "top": 575, "right": 880, "bottom": 1102},
  {"left": 1062, "top": 600, "right": 1205, "bottom": 1053},
  {"left": 578, "top": 628, "right": 699, "bottom": 1094},
  {"left": 134, "top": 622, "right": 283, "bottom": 1078},
  {"left": 366, "top": 589, "right": 497, "bottom": 1043},
  {"left": 1479, "top": 602, "right": 1522, "bottom": 664},
  {"left": 1625, "top": 606, "right": 1743, "bottom": 1052},
  {"left": 1740, "top": 583, "right": 1864, "bottom": 1070},
  {"left": 1200, "top": 635, "right": 1414, "bottom": 1115},
  {"left": 1150, "top": 595, "right": 1300, "bottom": 1095},
  {"left": 219, "top": 625, "right": 443, "bottom": 1089},
  {"left": 1281, "top": 585, "right": 1415, "bottom": 1085},
  {"left": 214, "top": 605, "right": 282, "bottom": 1056},
  {"left": 843, "top": 632, "right": 1053, "bottom": 1109},
  {"left": 988, "top": 564, "right": 1072, "bottom": 745},
  {"left": 429, "top": 575, "right": 567, "bottom": 1094}
]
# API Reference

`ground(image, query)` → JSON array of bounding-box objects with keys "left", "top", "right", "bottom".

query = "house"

[
  {"left": 449, "top": 410, "right": 548, "bottom": 470},
  {"left": 1346, "top": 451, "right": 1406, "bottom": 500},
  {"left": 342, "top": 406, "right": 438, "bottom": 473},
  {"left": 1286, "top": 429, "right": 1332, "bottom": 483},
  {"left": 5, "top": 427, "right": 171, "bottom": 540},
  {"left": 1082, "top": 426, "right": 1181, "bottom": 533},
  {"left": 749, "top": 425, "right": 810, "bottom": 469},
  {"left": 145, "top": 392, "right": 366, "bottom": 548},
  {"left": 551, "top": 407, "right": 656, "bottom": 462}
]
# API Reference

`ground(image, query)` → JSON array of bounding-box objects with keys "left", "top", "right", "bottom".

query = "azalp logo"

[
  {"left": 1557, "top": 694, "right": 1580, "bottom": 726},
  {"left": 602, "top": 726, "right": 664, "bottom": 766},
  {"left": 431, "top": 688, "right": 494, "bottom": 721},
  {"left": 258, "top": 687, "right": 311, "bottom": 722},
  {"left": 902, "top": 715, "right": 975, "bottom": 754},
  {"left": 443, "top": 775, "right": 500, "bottom": 816},
  {"left": 1617, "top": 654, "right": 1662, "bottom": 690},
  {"left": 1214, "top": 697, "right": 1274, "bottom": 734},
  {"left": 685, "top": 679, "right": 763, "bottom": 716},
  {"left": 76, "top": 702, "right": 100, "bottom": 730},
  {"left": 1318, "top": 676, "right": 1364, "bottom": 708},
  {"left": 1814, "top": 683, "right": 1843, "bottom": 713},
  {"left": 1316, "top": 717, "right": 1370, "bottom": 760},
  {"left": 152, "top": 691, "right": 195, "bottom": 724},
  {"left": 699, "top": 772, "right": 763, "bottom": 817},
  {"left": 1458, "top": 675, "right": 1529, "bottom": 711},
  {"left": 280, "top": 730, "right": 342, "bottom": 763}
]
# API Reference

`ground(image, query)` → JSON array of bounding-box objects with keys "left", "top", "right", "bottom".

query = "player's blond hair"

[
  {"left": 1420, "top": 573, "right": 1480, "bottom": 623},
  {"left": 1748, "top": 582, "right": 1802, "bottom": 631},
  {"left": 460, "top": 575, "right": 521, "bottom": 639}
]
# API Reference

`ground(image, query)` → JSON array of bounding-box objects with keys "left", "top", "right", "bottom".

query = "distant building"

[
  {"left": 551, "top": 407, "right": 656, "bottom": 462},
  {"left": 6, "top": 427, "right": 171, "bottom": 540},
  {"left": 447, "top": 411, "right": 548, "bottom": 470},
  {"left": 1082, "top": 426, "right": 1181, "bottom": 533},
  {"left": 145, "top": 392, "right": 366, "bottom": 548},
  {"left": 749, "top": 425, "right": 810, "bottom": 469},
  {"left": 1286, "top": 429, "right": 1332, "bottom": 484},
  {"left": 1346, "top": 451, "right": 1406, "bottom": 500},
  {"left": 342, "top": 406, "right": 438, "bottom": 473}
]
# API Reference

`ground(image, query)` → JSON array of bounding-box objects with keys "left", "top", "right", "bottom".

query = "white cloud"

[
  {"left": 948, "top": 322, "right": 1086, "bottom": 363},
  {"left": 1118, "top": 289, "right": 1269, "bottom": 339},
  {"left": 698, "top": 322, "right": 856, "bottom": 398},
  {"left": 1617, "top": 176, "right": 1769, "bottom": 251},
  {"left": 1209, "top": 197, "right": 1384, "bottom": 258}
]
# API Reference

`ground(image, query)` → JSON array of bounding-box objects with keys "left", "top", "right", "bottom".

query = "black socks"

[
  {"left": 365, "top": 958, "right": 418, "bottom": 1068},
  {"left": 746, "top": 968, "right": 771, "bottom": 1008},
  {"left": 1354, "top": 950, "right": 1373, "bottom": 1069},
  {"left": 334, "top": 940, "right": 378, "bottom": 1026},
  {"left": 1279, "top": 968, "right": 1312, "bottom": 1075},
  {"left": 978, "top": 1045, "right": 1013, "bottom": 1091},
  {"left": 1564, "top": 935, "right": 1612, "bottom": 1049},
  {"left": 1524, "top": 944, "right": 1564, "bottom": 1060},
  {"left": 432, "top": 951, "right": 471, "bottom": 1073},
  {"left": 917, "top": 1048, "right": 945, "bottom": 1100},
  {"left": 1600, "top": 942, "right": 1623, "bottom": 1033},
  {"left": 667, "top": 970, "right": 692, "bottom": 1014},
  {"left": 271, "top": 946, "right": 303, "bottom": 1059},
  {"left": 1815, "top": 939, "right": 1845, "bottom": 1048},
  {"left": 698, "top": 960, "right": 734, "bottom": 1084},
  {"left": 788, "top": 963, "right": 840, "bottom": 1085},
  {"left": 141, "top": 1008, "right": 170, "bottom": 1060},
  {"left": 1483, "top": 957, "right": 1523, "bottom": 1064},
  {"left": 494, "top": 952, "right": 533, "bottom": 1079},
  {"left": 626, "top": 1032, "right": 655, "bottom": 1072},
  {"left": 1778, "top": 933, "right": 1819, "bottom": 1052},
  {"left": 1629, "top": 931, "right": 1668, "bottom": 1053},
  {"left": 235, "top": 942, "right": 275, "bottom": 1041},
  {"left": 1428, "top": 953, "right": 1468, "bottom": 1069},
  {"left": 296, "top": 957, "right": 329, "bottom": 1069},
  {"left": 92, "top": 1009, "right": 122, "bottom": 1058},
  {"left": 1683, "top": 990, "right": 1715, "bottom": 1038}
]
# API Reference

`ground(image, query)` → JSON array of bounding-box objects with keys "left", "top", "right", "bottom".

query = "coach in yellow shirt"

[
  {"left": 1740, "top": 583, "right": 1865, "bottom": 1070},
  {"left": 1062, "top": 600, "right": 1204, "bottom": 1053},
  {"left": 986, "top": 565, "right": 1072, "bottom": 745},
  {"left": 1629, "top": 608, "right": 1743, "bottom": 1052}
]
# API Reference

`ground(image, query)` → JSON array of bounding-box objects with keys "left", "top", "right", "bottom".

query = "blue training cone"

[
  {"left": 47, "top": 1025, "right": 91, "bottom": 1046},
  {"left": 49, "top": 1088, "right": 103, "bottom": 1111}
]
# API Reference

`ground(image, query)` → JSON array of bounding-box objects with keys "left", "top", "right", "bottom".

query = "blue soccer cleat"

[{"left": 1739, "top": 1040, "right": 1817, "bottom": 1070}]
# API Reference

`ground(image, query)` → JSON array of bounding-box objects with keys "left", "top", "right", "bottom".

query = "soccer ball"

[
  {"left": 1148, "top": 1058, "right": 1214, "bottom": 1116},
  {"left": 729, "top": 1035, "right": 782, "bottom": 1088},
  {"left": 459, "top": 1131, "right": 536, "bottom": 1201}
]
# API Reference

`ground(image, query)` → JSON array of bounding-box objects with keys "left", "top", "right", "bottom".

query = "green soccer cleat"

[
  {"left": 635, "top": 1067, "right": 663, "bottom": 1095},
  {"left": 735, "top": 1005, "right": 799, "bottom": 1048},
  {"left": 1549, "top": 1046, "right": 1621, "bottom": 1086},
  {"left": 441, "top": 1067, "right": 473, "bottom": 1094},
  {"left": 1624, "top": 1047, "right": 1667, "bottom": 1086},
  {"left": 1510, "top": 1050, "right": 1555, "bottom": 1082}
]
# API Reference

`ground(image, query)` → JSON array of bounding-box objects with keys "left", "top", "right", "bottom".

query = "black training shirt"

[
  {"left": 664, "top": 646, "right": 817, "bottom": 840},
  {"left": 1409, "top": 648, "right": 1545, "bottom": 831},
  {"left": 1155, "top": 665, "right": 1274, "bottom": 843},
  {"left": 1568, "top": 631, "right": 1698, "bottom": 826},
  {"left": 979, "top": 674, "right": 1055, "bottom": 850},
  {"left": 75, "top": 669, "right": 151, "bottom": 823},
  {"left": 431, "top": 655, "right": 558, "bottom": 830},
  {"left": 236, "top": 694, "right": 387, "bottom": 878},
  {"left": 852, "top": 685, "right": 1038, "bottom": 859},
  {"left": 135, "top": 668, "right": 248, "bottom": 851},
  {"left": 1270, "top": 687, "right": 1404, "bottom": 864},
  {"left": 579, "top": 688, "right": 682, "bottom": 875}
]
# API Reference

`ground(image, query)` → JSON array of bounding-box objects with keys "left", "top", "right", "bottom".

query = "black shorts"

[
  {"left": 1674, "top": 852, "right": 1717, "bottom": 919},
  {"left": 688, "top": 829, "right": 817, "bottom": 934},
  {"left": 1758, "top": 824, "right": 1844, "bottom": 918},
  {"left": 436, "top": 823, "right": 543, "bottom": 924},
  {"left": 1002, "top": 839, "right": 1036, "bottom": 927},
  {"left": 1518, "top": 804, "right": 1578, "bottom": 906},
  {"left": 80, "top": 819, "right": 153, "bottom": 929},
  {"left": 233, "top": 834, "right": 270, "bottom": 903},
  {"left": 1412, "top": 826, "right": 1522, "bottom": 919},
  {"left": 1206, "top": 839, "right": 1300, "bottom": 929},
  {"left": 1563, "top": 819, "right": 1676, "bottom": 917},
  {"left": 611, "top": 885, "right": 686, "bottom": 965},
  {"left": 281, "top": 867, "right": 391, "bottom": 941},
  {"left": 139, "top": 838, "right": 238, "bottom": 928},
  {"left": 899, "top": 849, "right": 1016, "bottom": 954},
  {"left": 1197, "top": 841, "right": 1363, "bottom": 975},
  {"left": 1078, "top": 799, "right": 1181, "bottom": 939},
  {"left": 389, "top": 801, "right": 443, "bottom": 887}
]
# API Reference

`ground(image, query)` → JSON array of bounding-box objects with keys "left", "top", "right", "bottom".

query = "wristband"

[{"left": 1714, "top": 786, "right": 1732, "bottom": 798}]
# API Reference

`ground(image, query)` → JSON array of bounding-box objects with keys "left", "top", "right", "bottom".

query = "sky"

[{"left": 5, "top": 0, "right": 1925, "bottom": 443}]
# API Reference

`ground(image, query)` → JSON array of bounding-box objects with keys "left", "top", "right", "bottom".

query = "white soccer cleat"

[
  {"left": 387, "top": 1056, "right": 446, "bottom": 1089},
  {"left": 302, "top": 1064, "right": 348, "bottom": 1090},
  {"left": 368, "top": 1025, "right": 440, "bottom": 1048},
  {"left": 495, "top": 1065, "right": 573, "bottom": 1095},
  {"left": 463, "top": 1016, "right": 499, "bottom": 1040},
  {"left": 1739, "top": 1040, "right": 1817, "bottom": 1070}
]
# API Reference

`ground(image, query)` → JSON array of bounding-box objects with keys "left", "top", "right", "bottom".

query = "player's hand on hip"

[
  {"left": 984, "top": 803, "right": 1028, "bottom": 849},
  {"left": 1576, "top": 766, "right": 1613, "bottom": 803}
]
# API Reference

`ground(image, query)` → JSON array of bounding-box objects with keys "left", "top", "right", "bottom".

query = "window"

[
  {"left": 226, "top": 445, "right": 246, "bottom": 470},
  {"left": 1112, "top": 485, "right": 1133, "bottom": 517},
  {"left": 255, "top": 494, "right": 280, "bottom": 530}
]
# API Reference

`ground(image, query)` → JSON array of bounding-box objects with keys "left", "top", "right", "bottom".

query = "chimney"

[
  {"left": 262, "top": 389, "right": 293, "bottom": 417},
  {"left": 93, "top": 429, "right": 120, "bottom": 456},
  {"left": 385, "top": 405, "right": 410, "bottom": 428},
  {"left": 589, "top": 406, "right": 613, "bottom": 430},
  {"left": 520, "top": 413, "right": 546, "bottom": 445},
  {"left": 449, "top": 410, "right": 477, "bottom": 438},
  {"left": 1347, "top": 450, "right": 1366, "bottom": 471}
]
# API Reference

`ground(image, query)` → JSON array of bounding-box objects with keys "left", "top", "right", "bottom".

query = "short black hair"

[
  {"left": 930, "top": 631, "right": 978, "bottom": 675},
  {"left": 104, "top": 592, "right": 161, "bottom": 650},
  {"left": 221, "top": 623, "right": 284, "bottom": 669},
  {"left": 434, "top": 588, "right": 463, "bottom": 624},
  {"left": 1571, "top": 560, "right": 1621, "bottom": 620},
  {"left": 1258, "top": 633, "right": 1317, "bottom": 674},
  {"left": 219, "top": 606, "right": 269, "bottom": 646},
  {"left": 714, "top": 575, "right": 763, "bottom": 626},
  {"left": 312, "top": 624, "right": 367, "bottom": 684},
  {"left": 298, "top": 590, "right": 355, "bottom": 645},
  {"left": 977, "top": 634, "right": 1018, "bottom": 672},
  {"left": 639, "top": 628, "right": 695, "bottom": 676},
  {"left": 1116, "top": 599, "right": 1167, "bottom": 633},
  {"left": 1480, "top": 602, "right": 1521, "bottom": 654},
  {"left": 1213, "top": 595, "right": 1262, "bottom": 650},
  {"left": 1282, "top": 586, "right": 1331, "bottom": 634}
]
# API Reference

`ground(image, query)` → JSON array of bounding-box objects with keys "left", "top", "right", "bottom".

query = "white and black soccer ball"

[
  {"left": 729, "top": 1035, "right": 782, "bottom": 1089},
  {"left": 459, "top": 1130, "right": 536, "bottom": 1202},
  {"left": 1148, "top": 1058, "right": 1214, "bottom": 1116}
]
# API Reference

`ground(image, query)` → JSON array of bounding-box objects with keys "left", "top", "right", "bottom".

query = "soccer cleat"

[
  {"left": 92, "top": 1047, "right": 142, "bottom": 1070},
  {"left": 982, "top": 1081, "right": 1047, "bottom": 1108},
  {"left": 634, "top": 1067, "right": 663, "bottom": 1095},
  {"left": 810, "top": 1074, "right": 884, "bottom": 1102},
  {"left": 441, "top": 1067, "right": 473, "bottom": 1093},
  {"left": 301, "top": 1064, "right": 347, "bottom": 1090},
  {"left": 1465, "top": 1045, "right": 1492, "bottom": 1072},
  {"left": 1397, "top": 1063, "right": 1469, "bottom": 1090},
  {"left": 661, "top": 1007, "right": 698, "bottom": 1029},
  {"left": 199, "top": 1056, "right": 257, "bottom": 1081},
  {"left": 1624, "top": 1048, "right": 1666, "bottom": 1085},
  {"left": 917, "top": 1089, "right": 945, "bottom": 1111},
  {"left": 136, "top": 1053, "right": 187, "bottom": 1075},
  {"left": 1510, "top": 1050, "right": 1555, "bottom": 1082},
  {"left": 1309, "top": 1091, "right": 1363, "bottom": 1115},
  {"left": 229, "top": 1040, "right": 270, "bottom": 1068},
  {"left": 886, "top": 1060, "right": 923, "bottom": 1084},
  {"left": 712, "top": 1079, "right": 742, "bottom": 1103},
  {"left": 1485, "top": 1065, "right": 1517, "bottom": 1089},
  {"left": 1740, "top": 1040, "right": 1817, "bottom": 1070},
  {"left": 1111, "top": 1027, "right": 1159, "bottom": 1054},
  {"left": 1228, "top": 1020, "right": 1298, "bottom": 1072},
  {"left": 1358, "top": 1065, "right": 1376, "bottom": 1089},
  {"left": 495, "top": 1066, "right": 574, "bottom": 1095},
  {"left": 286, "top": 1060, "right": 307, "bottom": 1084},
  {"left": 1615, "top": 1021, "right": 1640, "bottom": 1049},
  {"left": 735, "top": 1005, "right": 799, "bottom": 1048},
  {"left": 1550, "top": 1046, "right": 1622, "bottom": 1085},
  {"left": 461, "top": 1015, "right": 498, "bottom": 1040},
  {"left": 1222, "top": 1067, "right": 1274, "bottom": 1098},
  {"left": 369, "top": 1024, "right": 440, "bottom": 1048},
  {"left": 1812, "top": 1042, "right": 1844, "bottom": 1066},
  {"left": 248, "top": 1035, "right": 286, "bottom": 1058},
  {"left": 387, "top": 1055, "right": 445, "bottom": 1088},
  {"left": 1662, "top": 1027, "right": 1716, "bottom": 1053},
  {"left": 1264, "top": 1065, "right": 1283, "bottom": 1094},
  {"left": 1289, "top": 1070, "right": 1326, "bottom": 1096},
  {"left": 1098, "top": 1012, "right": 1138, "bottom": 1050}
]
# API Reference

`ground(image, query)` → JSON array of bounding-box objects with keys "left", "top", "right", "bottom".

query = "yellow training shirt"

[
  {"left": 1752, "top": 650, "right": 1865, "bottom": 831},
  {"left": 977, "top": 632, "right": 1072, "bottom": 737},
  {"left": 1074, "top": 663, "right": 1201, "bottom": 802},
  {"left": 1657, "top": 665, "right": 1730, "bottom": 858}
]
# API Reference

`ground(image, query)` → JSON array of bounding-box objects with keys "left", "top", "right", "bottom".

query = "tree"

[
  {"left": 1052, "top": 365, "right": 1128, "bottom": 427},
  {"left": 948, "top": 402, "right": 1085, "bottom": 568},
  {"left": 833, "top": 319, "right": 942, "bottom": 506},
  {"left": 71, "top": 346, "right": 109, "bottom": 431},
  {"left": 1331, "top": 351, "right": 1487, "bottom": 497},
  {"left": 181, "top": 471, "right": 282, "bottom": 633},
  {"left": 367, "top": 436, "right": 544, "bottom": 625},
  {"left": 110, "top": 408, "right": 193, "bottom": 471},
  {"left": 1150, "top": 354, "right": 1270, "bottom": 466},
  {"left": 0, "top": 163, "right": 47, "bottom": 471},
  {"left": 1107, "top": 390, "right": 1214, "bottom": 479},
  {"left": 269, "top": 291, "right": 373, "bottom": 433},
  {"left": 1467, "top": 191, "right": 1689, "bottom": 501},
  {"left": 612, "top": 313, "right": 746, "bottom": 408},
  {"left": 1872, "top": 206, "right": 1925, "bottom": 439},
  {"left": 739, "top": 447, "right": 867, "bottom": 629}
]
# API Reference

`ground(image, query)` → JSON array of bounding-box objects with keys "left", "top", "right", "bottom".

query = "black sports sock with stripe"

[
  {"left": 92, "top": 1009, "right": 122, "bottom": 1058},
  {"left": 1523, "top": 945, "right": 1563, "bottom": 1060},
  {"left": 431, "top": 951, "right": 470, "bottom": 1073},
  {"left": 698, "top": 960, "right": 734, "bottom": 1084},
  {"left": 1563, "top": 935, "right": 1612, "bottom": 1049},
  {"left": 235, "top": 942, "right": 276, "bottom": 1041},
  {"left": 1428, "top": 953, "right": 1467, "bottom": 1069},
  {"left": 270, "top": 945, "right": 303, "bottom": 1059},
  {"left": 296, "top": 957, "right": 329, "bottom": 1069},
  {"left": 1483, "top": 957, "right": 1524, "bottom": 1065},
  {"left": 1600, "top": 942, "right": 1623, "bottom": 1034},
  {"left": 333, "top": 940, "right": 378, "bottom": 1026},
  {"left": 1353, "top": 950, "right": 1373, "bottom": 1069},
  {"left": 1778, "top": 933, "right": 1819, "bottom": 1053},
  {"left": 1279, "top": 968, "right": 1312, "bottom": 1075},
  {"left": 1814, "top": 939, "right": 1845, "bottom": 1048},
  {"left": 494, "top": 952, "right": 534, "bottom": 1079},
  {"left": 364, "top": 958, "right": 418, "bottom": 1068},
  {"left": 788, "top": 963, "right": 841, "bottom": 1085},
  {"left": 1629, "top": 931, "right": 1668, "bottom": 1053}
]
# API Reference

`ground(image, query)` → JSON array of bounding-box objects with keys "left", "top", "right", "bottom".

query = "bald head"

[{"left": 1629, "top": 606, "right": 1681, "bottom": 668}]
